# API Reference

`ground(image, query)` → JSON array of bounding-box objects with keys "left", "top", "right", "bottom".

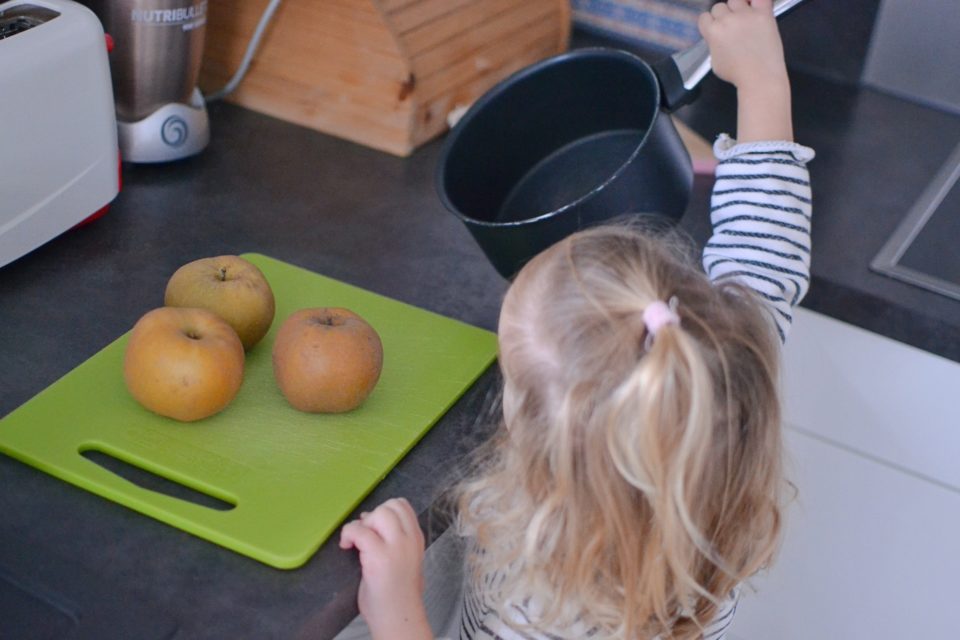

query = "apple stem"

[{"left": 218, "top": 268, "right": 228, "bottom": 281}]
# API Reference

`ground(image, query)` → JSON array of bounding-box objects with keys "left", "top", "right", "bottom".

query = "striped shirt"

[
  {"left": 459, "top": 577, "right": 738, "bottom": 640},
  {"left": 453, "top": 136, "right": 815, "bottom": 640},
  {"left": 703, "top": 134, "right": 815, "bottom": 343}
]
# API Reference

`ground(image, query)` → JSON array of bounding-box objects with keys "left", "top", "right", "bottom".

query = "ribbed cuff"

[{"left": 713, "top": 133, "right": 816, "bottom": 163}]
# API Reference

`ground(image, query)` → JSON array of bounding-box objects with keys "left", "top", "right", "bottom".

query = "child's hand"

[
  {"left": 339, "top": 497, "right": 432, "bottom": 640},
  {"left": 698, "top": 0, "right": 793, "bottom": 142},
  {"left": 698, "top": 0, "right": 786, "bottom": 92}
]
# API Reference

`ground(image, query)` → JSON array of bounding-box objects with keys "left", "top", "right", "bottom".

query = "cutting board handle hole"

[{"left": 79, "top": 447, "right": 236, "bottom": 512}]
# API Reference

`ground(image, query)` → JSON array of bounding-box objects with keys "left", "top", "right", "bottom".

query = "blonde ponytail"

[{"left": 456, "top": 222, "right": 785, "bottom": 639}]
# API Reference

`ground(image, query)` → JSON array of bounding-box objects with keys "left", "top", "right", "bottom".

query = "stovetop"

[{"left": 872, "top": 140, "right": 960, "bottom": 301}]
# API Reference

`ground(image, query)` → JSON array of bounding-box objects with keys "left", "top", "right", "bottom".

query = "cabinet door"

[
  {"left": 781, "top": 309, "right": 960, "bottom": 490},
  {"left": 730, "top": 430, "right": 960, "bottom": 639},
  {"left": 730, "top": 309, "right": 960, "bottom": 639}
]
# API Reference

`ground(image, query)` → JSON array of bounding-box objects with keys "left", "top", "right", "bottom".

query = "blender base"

[{"left": 118, "top": 88, "right": 210, "bottom": 163}]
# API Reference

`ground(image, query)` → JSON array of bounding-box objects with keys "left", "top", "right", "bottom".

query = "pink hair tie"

[{"left": 643, "top": 297, "right": 680, "bottom": 350}]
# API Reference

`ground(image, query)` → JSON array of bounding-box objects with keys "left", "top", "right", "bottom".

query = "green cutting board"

[{"left": 0, "top": 254, "right": 498, "bottom": 569}]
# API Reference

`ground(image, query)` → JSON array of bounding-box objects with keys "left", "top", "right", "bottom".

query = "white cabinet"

[
  {"left": 780, "top": 308, "right": 960, "bottom": 490},
  {"left": 730, "top": 429, "right": 960, "bottom": 639},
  {"left": 729, "top": 309, "right": 960, "bottom": 639}
]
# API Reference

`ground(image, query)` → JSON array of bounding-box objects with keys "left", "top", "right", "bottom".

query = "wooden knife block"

[{"left": 200, "top": 0, "right": 571, "bottom": 157}]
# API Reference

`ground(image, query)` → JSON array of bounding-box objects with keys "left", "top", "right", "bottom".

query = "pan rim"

[{"left": 435, "top": 47, "right": 662, "bottom": 229}]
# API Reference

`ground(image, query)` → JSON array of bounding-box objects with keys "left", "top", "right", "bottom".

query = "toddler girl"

[{"left": 339, "top": 1, "right": 814, "bottom": 638}]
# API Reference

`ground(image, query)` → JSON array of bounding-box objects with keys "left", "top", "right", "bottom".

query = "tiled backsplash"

[{"left": 571, "top": 0, "right": 712, "bottom": 52}]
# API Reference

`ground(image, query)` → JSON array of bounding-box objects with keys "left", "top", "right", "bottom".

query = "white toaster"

[{"left": 0, "top": 0, "right": 119, "bottom": 268}]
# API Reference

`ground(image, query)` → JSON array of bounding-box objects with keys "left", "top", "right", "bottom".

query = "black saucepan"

[{"left": 436, "top": 0, "right": 804, "bottom": 279}]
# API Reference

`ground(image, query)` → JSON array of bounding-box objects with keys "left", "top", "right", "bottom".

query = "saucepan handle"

[{"left": 654, "top": 0, "right": 806, "bottom": 111}]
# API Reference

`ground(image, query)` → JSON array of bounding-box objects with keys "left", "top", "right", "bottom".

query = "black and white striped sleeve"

[
  {"left": 701, "top": 588, "right": 740, "bottom": 640},
  {"left": 702, "top": 134, "right": 815, "bottom": 343}
]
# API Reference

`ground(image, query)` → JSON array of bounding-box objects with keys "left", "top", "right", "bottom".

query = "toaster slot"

[{"left": 0, "top": 5, "right": 59, "bottom": 41}]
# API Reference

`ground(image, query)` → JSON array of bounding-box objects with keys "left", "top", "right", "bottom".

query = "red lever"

[{"left": 74, "top": 151, "right": 122, "bottom": 229}]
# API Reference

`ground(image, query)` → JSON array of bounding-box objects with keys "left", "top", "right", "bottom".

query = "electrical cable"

[{"left": 203, "top": 0, "right": 284, "bottom": 103}]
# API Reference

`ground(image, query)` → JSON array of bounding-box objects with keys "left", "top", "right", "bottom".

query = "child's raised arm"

[
  {"left": 697, "top": 0, "right": 814, "bottom": 342},
  {"left": 699, "top": 0, "right": 793, "bottom": 142}
]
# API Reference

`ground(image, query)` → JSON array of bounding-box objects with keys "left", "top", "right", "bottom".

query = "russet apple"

[
  {"left": 272, "top": 308, "right": 384, "bottom": 413},
  {"left": 123, "top": 307, "right": 245, "bottom": 422},
  {"left": 164, "top": 255, "right": 275, "bottom": 350}
]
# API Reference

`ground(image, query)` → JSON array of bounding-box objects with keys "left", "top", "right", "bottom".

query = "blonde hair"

[{"left": 455, "top": 222, "right": 785, "bottom": 639}]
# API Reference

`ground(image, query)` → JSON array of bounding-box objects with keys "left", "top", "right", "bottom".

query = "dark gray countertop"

[
  {"left": 0, "top": 97, "right": 507, "bottom": 640},
  {"left": 2, "top": 52, "right": 960, "bottom": 639}
]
